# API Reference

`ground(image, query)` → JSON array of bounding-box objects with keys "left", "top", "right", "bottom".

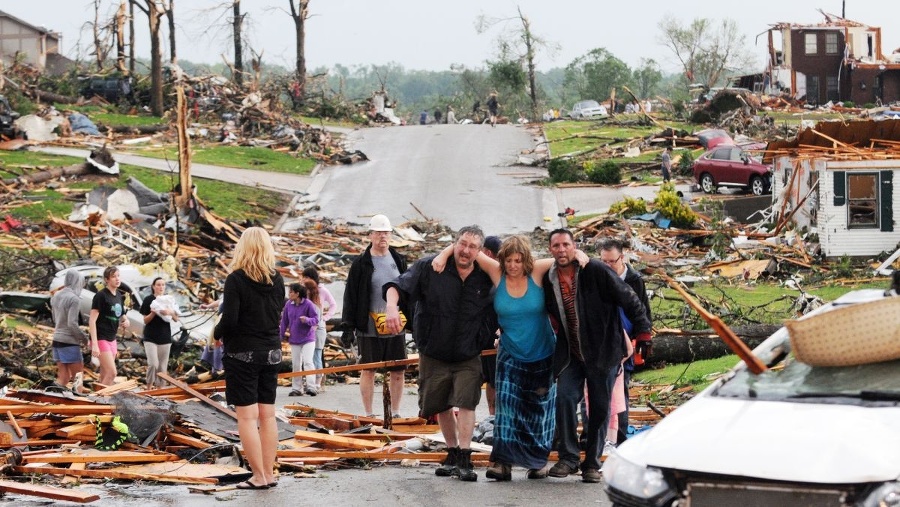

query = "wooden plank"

[
  {"left": 14, "top": 465, "right": 218, "bottom": 485},
  {"left": 276, "top": 450, "right": 491, "bottom": 461},
  {"left": 0, "top": 405, "right": 114, "bottom": 415},
  {"left": 157, "top": 372, "right": 237, "bottom": 420},
  {"left": 0, "top": 479, "right": 100, "bottom": 503},
  {"left": 166, "top": 432, "right": 213, "bottom": 449},
  {"left": 292, "top": 429, "right": 383, "bottom": 450},
  {"left": 5, "top": 411, "right": 24, "bottom": 438},
  {"left": 62, "top": 462, "right": 86, "bottom": 484}
]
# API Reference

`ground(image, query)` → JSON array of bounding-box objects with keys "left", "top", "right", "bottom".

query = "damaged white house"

[{"left": 768, "top": 119, "right": 899, "bottom": 257}]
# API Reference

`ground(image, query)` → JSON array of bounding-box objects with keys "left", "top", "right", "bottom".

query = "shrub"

[
  {"left": 547, "top": 158, "right": 582, "bottom": 183},
  {"left": 653, "top": 182, "right": 696, "bottom": 228},
  {"left": 585, "top": 160, "right": 621, "bottom": 184},
  {"left": 609, "top": 196, "right": 648, "bottom": 216}
]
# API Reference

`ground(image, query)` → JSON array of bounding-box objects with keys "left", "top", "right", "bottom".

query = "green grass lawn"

[
  {"left": 634, "top": 354, "right": 740, "bottom": 393},
  {"left": 1, "top": 151, "right": 289, "bottom": 224},
  {"left": 120, "top": 144, "right": 316, "bottom": 174},
  {"left": 53, "top": 103, "right": 165, "bottom": 127}
]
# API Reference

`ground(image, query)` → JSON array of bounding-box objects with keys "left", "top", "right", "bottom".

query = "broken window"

[
  {"left": 825, "top": 33, "right": 839, "bottom": 55},
  {"left": 826, "top": 75, "right": 839, "bottom": 102},
  {"left": 847, "top": 173, "right": 878, "bottom": 228},
  {"left": 805, "top": 33, "right": 817, "bottom": 55}
]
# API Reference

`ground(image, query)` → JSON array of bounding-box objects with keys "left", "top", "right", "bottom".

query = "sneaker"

[
  {"left": 304, "top": 388, "right": 318, "bottom": 396},
  {"left": 602, "top": 441, "right": 617, "bottom": 457},
  {"left": 527, "top": 467, "right": 548, "bottom": 479},
  {"left": 391, "top": 413, "right": 401, "bottom": 419},
  {"left": 485, "top": 462, "right": 511, "bottom": 481},
  {"left": 435, "top": 447, "right": 460, "bottom": 477},
  {"left": 72, "top": 372, "right": 84, "bottom": 394},
  {"left": 456, "top": 448, "right": 477, "bottom": 482},
  {"left": 582, "top": 468, "right": 602, "bottom": 483},
  {"left": 288, "top": 390, "right": 303, "bottom": 397},
  {"left": 548, "top": 461, "right": 579, "bottom": 478}
]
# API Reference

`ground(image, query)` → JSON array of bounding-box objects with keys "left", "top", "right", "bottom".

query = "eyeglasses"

[{"left": 601, "top": 255, "right": 623, "bottom": 266}]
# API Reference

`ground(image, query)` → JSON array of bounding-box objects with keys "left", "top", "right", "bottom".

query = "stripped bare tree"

[
  {"left": 90, "top": 0, "right": 115, "bottom": 71},
  {"left": 133, "top": 0, "right": 169, "bottom": 116},
  {"left": 287, "top": 0, "right": 309, "bottom": 109},
  {"left": 114, "top": 1, "right": 128, "bottom": 74},
  {"left": 166, "top": 0, "right": 177, "bottom": 63}
]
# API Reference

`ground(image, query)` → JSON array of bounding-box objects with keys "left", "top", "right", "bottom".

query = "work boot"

[
  {"left": 456, "top": 448, "right": 478, "bottom": 482},
  {"left": 485, "top": 462, "right": 511, "bottom": 481},
  {"left": 435, "top": 446, "right": 459, "bottom": 477},
  {"left": 548, "top": 461, "right": 579, "bottom": 478}
]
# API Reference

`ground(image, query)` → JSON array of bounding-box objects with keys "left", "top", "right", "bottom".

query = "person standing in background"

[
  {"left": 89, "top": 266, "right": 129, "bottom": 386},
  {"left": 303, "top": 266, "right": 336, "bottom": 392},
  {"left": 51, "top": 270, "right": 88, "bottom": 394},
  {"left": 280, "top": 282, "right": 319, "bottom": 397},
  {"left": 342, "top": 214, "right": 408, "bottom": 418},
  {"left": 140, "top": 277, "right": 178, "bottom": 389},
  {"left": 487, "top": 92, "right": 500, "bottom": 127},
  {"left": 661, "top": 146, "right": 673, "bottom": 183},
  {"left": 446, "top": 105, "right": 456, "bottom": 124},
  {"left": 597, "top": 238, "right": 653, "bottom": 445}
]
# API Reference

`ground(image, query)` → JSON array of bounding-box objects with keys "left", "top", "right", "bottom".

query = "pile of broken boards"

[{"left": 0, "top": 374, "right": 466, "bottom": 504}]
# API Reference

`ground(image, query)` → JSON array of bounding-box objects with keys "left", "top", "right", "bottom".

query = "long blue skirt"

[{"left": 490, "top": 347, "right": 556, "bottom": 469}]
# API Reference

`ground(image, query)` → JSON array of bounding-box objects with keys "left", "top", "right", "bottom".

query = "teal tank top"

[{"left": 494, "top": 275, "right": 555, "bottom": 362}]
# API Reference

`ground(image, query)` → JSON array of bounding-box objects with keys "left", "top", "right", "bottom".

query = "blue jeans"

[{"left": 555, "top": 360, "right": 618, "bottom": 471}]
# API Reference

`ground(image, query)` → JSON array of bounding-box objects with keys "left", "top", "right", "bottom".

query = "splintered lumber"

[
  {"left": 0, "top": 479, "right": 100, "bottom": 503},
  {"left": 157, "top": 372, "right": 236, "bottom": 420},
  {"left": 0, "top": 405, "right": 115, "bottom": 415},
  {"left": 166, "top": 431, "right": 214, "bottom": 449},
  {"left": 14, "top": 465, "right": 218, "bottom": 485},
  {"left": 276, "top": 450, "right": 490, "bottom": 462},
  {"left": 292, "top": 429, "right": 384, "bottom": 450}
]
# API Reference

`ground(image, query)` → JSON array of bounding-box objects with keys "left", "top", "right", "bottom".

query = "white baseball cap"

[{"left": 368, "top": 214, "right": 393, "bottom": 232}]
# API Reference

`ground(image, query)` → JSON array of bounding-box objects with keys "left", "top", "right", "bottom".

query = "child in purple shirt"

[{"left": 279, "top": 283, "right": 319, "bottom": 395}]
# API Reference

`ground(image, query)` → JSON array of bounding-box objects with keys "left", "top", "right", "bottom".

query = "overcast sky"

[{"left": 5, "top": 0, "right": 900, "bottom": 74}]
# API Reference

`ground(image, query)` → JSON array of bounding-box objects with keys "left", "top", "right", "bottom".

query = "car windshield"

[
  {"left": 715, "top": 354, "right": 900, "bottom": 404},
  {"left": 137, "top": 281, "right": 197, "bottom": 313},
  {"left": 577, "top": 101, "right": 600, "bottom": 109}
]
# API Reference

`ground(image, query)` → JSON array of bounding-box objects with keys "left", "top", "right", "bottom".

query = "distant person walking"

[
  {"left": 280, "top": 282, "right": 319, "bottom": 396},
  {"left": 446, "top": 105, "right": 456, "bottom": 125},
  {"left": 51, "top": 270, "right": 88, "bottom": 394},
  {"left": 302, "top": 266, "right": 336, "bottom": 392},
  {"left": 487, "top": 92, "right": 500, "bottom": 127},
  {"left": 420, "top": 110, "right": 428, "bottom": 125},
  {"left": 434, "top": 108, "right": 443, "bottom": 124},
  {"left": 661, "top": 146, "right": 673, "bottom": 183}
]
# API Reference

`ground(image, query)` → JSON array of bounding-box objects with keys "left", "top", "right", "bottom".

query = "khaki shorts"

[{"left": 418, "top": 354, "right": 482, "bottom": 417}]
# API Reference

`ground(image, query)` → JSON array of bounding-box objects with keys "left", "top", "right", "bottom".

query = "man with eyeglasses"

[
  {"left": 598, "top": 238, "right": 653, "bottom": 445},
  {"left": 342, "top": 214, "right": 408, "bottom": 419},
  {"left": 542, "top": 229, "right": 652, "bottom": 483},
  {"left": 384, "top": 225, "right": 496, "bottom": 482}
]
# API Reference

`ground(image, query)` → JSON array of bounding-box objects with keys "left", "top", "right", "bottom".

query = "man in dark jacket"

[
  {"left": 598, "top": 237, "right": 653, "bottom": 444},
  {"left": 384, "top": 225, "right": 495, "bottom": 482},
  {"left": 542, "top": 229, "right": 652, "bottom": 483},
  {"left": 342, "top": 214, "right": 408, "bottom": 418}
]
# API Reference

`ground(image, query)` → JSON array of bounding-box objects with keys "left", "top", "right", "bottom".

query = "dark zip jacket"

[
  {"left": 543, "top": 259, "right": 651, "bottom": 377},
  {"left": 214, "top": 269, "right": 285, "bottom": 354},
  {"left": 385, "top": 255, "right": 495, "bottom": 362},
  {"left": 342, "top": 245, "right": 408, "bottom": 333}
]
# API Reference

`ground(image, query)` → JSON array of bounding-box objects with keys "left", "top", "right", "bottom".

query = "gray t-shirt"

[{"left": 365, "top": 253, "right": 402, "bottom": 337}]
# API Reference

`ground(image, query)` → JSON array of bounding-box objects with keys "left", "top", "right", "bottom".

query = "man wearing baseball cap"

[{"left": 342, "top": 215, "right": 408, "bottom": 418}]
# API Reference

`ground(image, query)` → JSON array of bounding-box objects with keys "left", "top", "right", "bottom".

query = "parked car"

[
  {"left": 604, "top": 289, "right": 900, "bottom": 507},
  {"left": 692, "top": 145, "right": 772, "bottom": 195},
  {"left": 48, "top": 264, "right": 216, "bottom": 349},
  {"left": 569, "top": 100, "right": 608, "bottom": 119}
]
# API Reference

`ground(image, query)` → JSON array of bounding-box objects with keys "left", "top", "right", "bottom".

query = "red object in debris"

[{"left": 0, "top": 215, "right": 22, "bottom": 232}]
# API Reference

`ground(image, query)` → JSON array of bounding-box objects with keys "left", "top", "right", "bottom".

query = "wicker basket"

[{"left": 786, "top": 296, "right": 900, "bottom": 367}]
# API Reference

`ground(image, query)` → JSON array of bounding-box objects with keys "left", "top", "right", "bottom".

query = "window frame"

[
  {"left": 805, "top": 33, "right": 818, "bottom": 55},
  {"left": 846, "top": 172, "right": 879, "bottom": 229},
  {"left": 825, "top": 32, "right": 839, "bottom": 55}
]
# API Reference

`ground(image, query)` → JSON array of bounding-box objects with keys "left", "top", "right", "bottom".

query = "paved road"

[{"left": 303, "top": 124, "right": 557, "bottom": 235}]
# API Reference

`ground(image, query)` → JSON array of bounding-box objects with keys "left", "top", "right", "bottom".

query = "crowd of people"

[{"left": 49, "top": 217, "right": 654, "bottom": 487}]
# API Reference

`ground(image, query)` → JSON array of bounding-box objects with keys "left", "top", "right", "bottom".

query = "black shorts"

[
  {"left": 358, "top": 335, "right": 407, "bottom": 371},
  {"left": 481, "top": 352, "right": 497, "bottom": 387},
  {"left": 222, "top": 355, "right": 279, "bottom": 407}
]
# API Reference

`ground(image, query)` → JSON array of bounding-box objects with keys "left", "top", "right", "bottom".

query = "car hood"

[{"left": 618, "top": 396, "right": 900, "bottom": 483}]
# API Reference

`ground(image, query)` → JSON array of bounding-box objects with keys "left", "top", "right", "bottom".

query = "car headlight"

[
  {"left": 862, "top": 482, "right": 900, "bottom": 507},
  {"left": 604, "top": 449, "right": 674, "bottom": 500}
]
